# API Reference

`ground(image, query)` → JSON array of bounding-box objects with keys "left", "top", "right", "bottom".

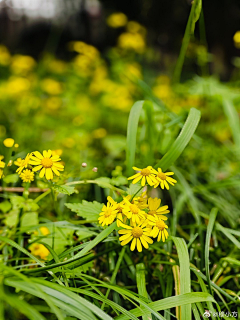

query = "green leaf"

[
  {"left": 0, "top": 200, "right": 11, "bottom": 213},
  {"left": 126, "top": 100, "right": 145, "bottom": 175},
  {"left": 52, "top": 185, "right": 76, "bottom": 196},
  {"left": 136, "top": 263, "right": 151, "bottom": 320},
  {"left": 65, "top": 200, "right": 103, "bottom": 220},
  {"left": 4, "top": 210, "right": 19, "bottom": 227},
  {"left": 222, "top": 99, "right": 240, "bottom": 147},
  {"left": 205, "top": 208, "right": 218, "bottom": 296},
  {"left": 10, "top": 196, "right": 39, "bottom": 212},
  {"left": 114, "top": 292, "right": 215, "bottom": 320},
  {"left": 3, "top": 173, "right": 19, "bottom": 184},
  {"left": 172, "top": 237, "right": 191, "bottom": 319},
  {"left": 21, "top": 212, "right": 38, "bottom": 230},
  {"left": 191, "top": 0, "right": 202, "bottom": 33},
  {"left": 155, "top": 108, "right": 201, "bottom": 171}
]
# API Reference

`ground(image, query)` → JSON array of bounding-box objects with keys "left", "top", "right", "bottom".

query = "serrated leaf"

[
  {"left": 65, "top": 201, "right": 103, "bottom": 220},
  {"left": 52, "top": 184, "right": 76, "bottom": 196}
]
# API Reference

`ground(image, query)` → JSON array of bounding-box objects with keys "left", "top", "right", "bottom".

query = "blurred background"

[
  {"left": 1, "top": 0, "right": 240, "bottom": 78},
  {"left": 0, "top": 0, "right": 240, "bottom": 180}
]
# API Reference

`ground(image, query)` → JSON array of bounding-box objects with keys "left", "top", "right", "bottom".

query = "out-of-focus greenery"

[{"left": 1, "top": 8, "right": 240, "bottom": 320}]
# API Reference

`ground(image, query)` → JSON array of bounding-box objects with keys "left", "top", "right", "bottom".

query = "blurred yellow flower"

[
  {"left": 45, "top": 97, "right": 62, "bottom": 110},
  {"left": 233, "top": 31, "right": 240, "bottom": 48},
  {"left": 14, "top": 158, "right": 23, "bottom": 166},
  {"left": 41, "top": 79, "right": 62, "bottom": 95},
  {"left": 14, "top": 144, "right": 19, "bottom": 148},
  {"left": 20, "top": 169, "right": 34, "bottom": 183},
  {"left": 39, "top": 227, "right": 50, "bottom": 235},
  {"left": 107, "top": 12, "right": 128, "bottom": 28},
  {"left": 11, "top": 55, "right": 35, "bottom": 75},
  {"left": 3, "top": 138, "right": 15, "bottom": 148},
  {"left": 52, "top": 149, "right": 63, "bottom": 156},
  {"left": 7, "top": 77, "right": 30, "bottom": 95},
  {"left": 0, "top": 169, "right": 4, "bottom": 179},
  {"left": 147, "top": 197, "right": 169, "bottom": 219},
  {"left": 0, "top": 45, "right": 11, "bottom": 66},
  {"left": 118, "top": 32, "right": 145, "bottom": 53},
  {"left": 29, "top": 243, "right": 49, "bottom": 260},
  {"left": 29, "top": 150, "right": 64, "bottom": 180},
  {"left": 0, "top": 156, "right": 5, "bottom": 169},
  {"left": 92, "top": 128, "right": 107, "bottom": 139},
  {"left": 127, "top": 21, "right": 146, "bottom": 35}
]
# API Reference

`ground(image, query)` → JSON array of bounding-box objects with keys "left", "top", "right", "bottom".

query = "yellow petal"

[
  {"left": 39, "top": 168, "right": 45, "bottom": 178},
  {"left": 121, "top": 236, "right": 133, "bottom": 246},
  {"left": 46, "top": 168, "right": 53, "bottom": 180},
  {"left": 32, "top": 165, "right": 43, "bottom": 172},
  {"left": 33, "top": 151, "right": 43, "bottom": 159},
  {"left": 141, "top": 176, "right": 146, "bottom": 186},
  {"left": 130, "top": 238, "right": 136, "bottom": 251},
  {"left": 136, "top": 238, "right": 142, "bottom": 252},
  {"left": 140, "top": 236, "right": 149, "bottom": 249},
  {"left": 52, "top": 166, "right": 60, "bottom": 176}
]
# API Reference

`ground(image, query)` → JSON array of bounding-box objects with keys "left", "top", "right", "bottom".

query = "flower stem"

[{"left": 130, "top": 186, "right": 143, "bottom": 202}]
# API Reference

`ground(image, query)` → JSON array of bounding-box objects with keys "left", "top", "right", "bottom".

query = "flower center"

[
  {"left": 117, "top": 205, "right": 122, "bottom": 213},
  {"left": 158, "top": 172, "right": 166, "bottom": 180},
  {"left": 156, "top": 220, "right": 166, "bottom": 230},
  {"left": 104, "top": 209, "right": 112, "bottom": 217},
  {"left": 41, "top": 158, "right": 53, "bottom": 168},
  {"left": 132, "top": 227, "right": 143, "bottom": 238},
  {"left": 148, "top": 210, "right": 156, "bottom": 216},
  {"left": 141, "top": 168, "right": 150, "bottom": 176},
  {"left": 130, "top": 204, "right": 139, "bottom": 214}
]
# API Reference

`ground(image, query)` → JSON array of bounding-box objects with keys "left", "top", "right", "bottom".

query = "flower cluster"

[
  {"left": 15, "top": 150, "right": 64, "bottom": 182},
  {"left": 98, "top": 165, "right": 176, "bottom": 252}
]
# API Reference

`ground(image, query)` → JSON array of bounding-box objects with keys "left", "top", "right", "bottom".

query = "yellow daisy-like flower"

[
  {"left": 148, "top": 216, "right": 169, "bottom": 242},
  {"left": 133, "top": 191, "right": 148, "bottom": 209},
  {"left": 29, "top": 150, "right": 64, "bottom": 180},
  {"left": 128, "top": 166, "right": 157, "bottom": 186},
  {"left": 118, "top": 222, "right": 153, "bottom": 252},
  {"left": 29, "top": 243, "right": 49, "bottom": 260},
  {"left": 98, "top": 199, "right": 118, "bottom": 226},
  {"left": 107, "top": 196, "right": 126, "bottom": 227},
  {"left": 20, "top": 169, "right": 34, "bottom": 183},
  {"left": 16, "top": 153, "right": 32, "bottom": 174},
  {"left": 14, "top": 157, "right": 23, "bottom": 166},
  {"left": 147, "top": 197, "right": 169, "bottom": 220},
  {"left": 122, "top": 197, "right": 146, "bottom": 225},
  {"left": 152, "top": 168, "right": 177, "bottom": 190}
]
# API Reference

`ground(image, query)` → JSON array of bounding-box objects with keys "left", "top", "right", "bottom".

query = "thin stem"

[
  {"left": 130, "top": 186, "right": 143, "bottom": 202},
  {"left": 101, "top": 246, "right": 126, "bottom": 310},
  {"left": 34, "top": 189, "right": 51, "bottom": 203}
]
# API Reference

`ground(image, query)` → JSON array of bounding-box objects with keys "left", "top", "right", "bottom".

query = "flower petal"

[
  {"left": 130, "top": 238, "right": 136, "bottom": 251},
  {"left": 136, "top": 238, "right": 142, "bottom": 252},
  {"left": 46, "top": 168, "right": 53, "bottom": 180},
  {"left": 39, "top": 168, "right": 45, "bottom": 178}
]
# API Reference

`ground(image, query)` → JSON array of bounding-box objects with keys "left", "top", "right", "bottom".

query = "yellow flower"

[
  {"left": 133, "top": 191, "right": 148, "bottom": 209},
  {"left": 128, "top": 166, "right": 157, "bottom": 186},
  {"left": 107, "top": 196, "right": 127, "bottom": 227},
  {"left": 98, "top": 198, "right": 118, "bottom": 226},
  {"left": 233, "top": 31, "right": 240, "bottom": 48},
  {"left": 147, "top": 197, "right": 169, "bottom": 220},
  {"left": 52, "top": 149, "right": 63, "bottom": 156},
  {"left": 148, "top": 216, "right": 169, "bottom": 242},
  {"left": 41, "top": 78, "right": 62, "bottom": 95},
  {"left": 152, "top": 168, "right": 177, "bottom": 190},
  {"left": 107, "top": 12, "right": 128, "bottom": 28},
  {"left": 29, "top": 243, "right": 49, "bottom": 260},
  {"left": 122, "top": 197, "right": 146, "bottom": 225},
  {"left": 0, "top": 156, "right": 5, "bottom": 169},
  {"left": 118, "top": 222, "right": 153, "bottom": 252},
  {"left": 11, "top": 55, "right": 35, "bottom": 75},
  {"left": 3, "top": 138, "right": 14, "bottom": 148},
  {"left": 20, "top": 169, "right": 34, "bottom": 183},
  {"left": 29, "top": 150, "right": 64, "bottom": 180},
  {"left": 0, "top": 169, "right": 4, "bottom": 179},
  {"left": 14, "top": 158, "right": 23, "bottom": 166},
  {"left": 16, "top": 153, "right": 32, "bottom": 174},
  {"left": 39, "top": 227, "right": 50, "bottom": 235},
  {"left": 118, "top": 32, "right": 145, "bottom": 53}
]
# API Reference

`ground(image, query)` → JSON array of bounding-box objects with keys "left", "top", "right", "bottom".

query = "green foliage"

[{"left": 65, "top": 200, "right": 103, "bottom": 220}]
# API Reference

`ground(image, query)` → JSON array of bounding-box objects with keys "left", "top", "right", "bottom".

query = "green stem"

[
  {"left": 130, "top": 186, "right": 143, "bottom": 202},
  {"left": 101, "top": 246, "right": 126, "bottom": 310},
  {"left": 34, "top": 189, "right": 51, "bottom": 203}
]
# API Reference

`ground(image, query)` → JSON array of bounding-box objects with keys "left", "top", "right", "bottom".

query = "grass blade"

[
  {"left": 155, "top": 108, "right": 201, "bottom": 171},
  {"left": 136, "top": 263, "right": 152, "bottom": 320}
]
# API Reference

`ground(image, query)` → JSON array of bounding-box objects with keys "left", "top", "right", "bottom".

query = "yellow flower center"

[
  {"left": 158, "top": 172, "right": 166, "bottom": 180},
  {"left": 156, "top": 220, "right": 166, "bottom": 230},
  {"left": 130, "top": 204, "right": 139, "bottom": 214},
  {"left": 132, "top": 227, "right": 143, "bottom": 238},
  {"left": 104, "top": 209, "right": 112, "bottom": 217},
  {"left": 117, "top": 205, "right": 123, "bottom": 213},
  {"left": 148, "top": 210, "right": 156, "bottom": 216},
  {"left": 141, "top": 168, "right": 151, "bottom": 176},
  {"left": 41, "top": 158, "right": 53, "bottom": 168}
]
